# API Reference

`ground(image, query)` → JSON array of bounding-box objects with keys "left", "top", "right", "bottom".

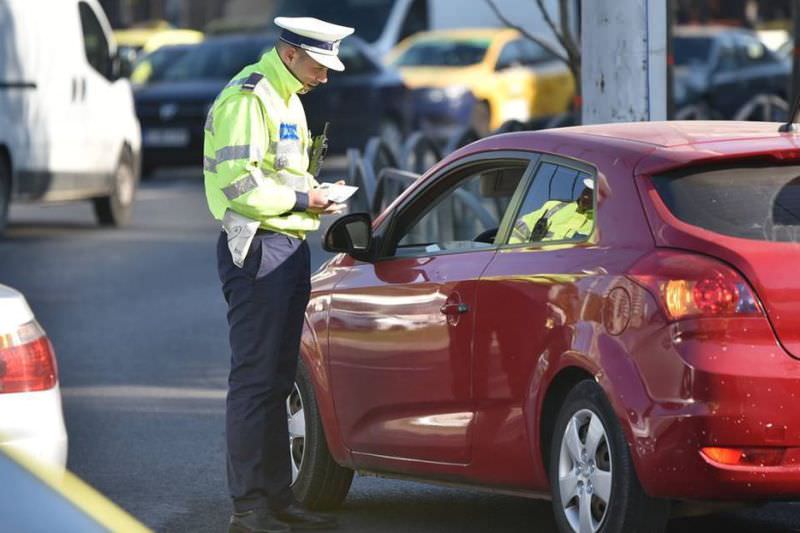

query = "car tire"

[
  {"left": 93, "top": 150, "right": 138, "bottom": 227},
  {"left": 549, "top": 380, "right": 670, "bottom": 533},
  {"left": 0, "top": 152, "right": 10, "bottom": 236},
  {"left": 289, "top": 358, "right": 354, "bottom": 511}
]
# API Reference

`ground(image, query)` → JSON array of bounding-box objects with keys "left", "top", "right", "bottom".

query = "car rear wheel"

[
  {"left": 549, "top": 380, "right": 670, "bottom": 533},
  {"left": 0, "top": 152, "right": 10, "bottom": 236},
  {"left": 94, "top": 150, "right": 137, "bottom": 227},
  {"left": 289, "top": 359, "right": 354, "bottom": 510}
]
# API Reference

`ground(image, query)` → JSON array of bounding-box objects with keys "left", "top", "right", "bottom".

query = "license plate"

[{"left": 143, "top": 128, "right": 189, "bottom": 147}]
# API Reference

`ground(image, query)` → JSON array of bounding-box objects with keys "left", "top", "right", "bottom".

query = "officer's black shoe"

[
  {"left": 273, "top": 503, "right": 338, "bottom": 530},
  {"left": 229, "top": 508, "right": 290, "bottom": 533}
]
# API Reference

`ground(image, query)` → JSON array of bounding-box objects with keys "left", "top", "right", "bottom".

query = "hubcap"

[
  {"left": 558, "top": 409, "right": 612, "bottom": 533},
  {"left": 116, "top": 163, "right": 135, "bottom": 207},
  {"left": 286, "top": 383, "right": 306, "bottom": 484}
]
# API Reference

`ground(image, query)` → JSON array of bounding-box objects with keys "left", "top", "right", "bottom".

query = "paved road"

[{"left": 1, "top": 172, "right": 799, "bottom": 532}]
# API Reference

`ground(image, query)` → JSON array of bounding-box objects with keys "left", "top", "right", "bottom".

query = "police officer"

[{"left": 203, "top": 16, "right": 353, "bottom": 533}]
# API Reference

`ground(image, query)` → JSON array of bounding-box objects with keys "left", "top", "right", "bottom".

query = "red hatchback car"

[{"left": 287, "top": 121, "right": 800, "bottom": 533}]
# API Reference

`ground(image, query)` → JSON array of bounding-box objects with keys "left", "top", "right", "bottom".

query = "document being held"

[{"left": 318, "top": 182, "right": 358, "bottom": 204}]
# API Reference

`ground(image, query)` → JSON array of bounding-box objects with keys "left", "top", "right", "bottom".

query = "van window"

[
  {"left": 652, "top": 164, "right": 800, "bottom": 242},
  {"left": 79, "top": 2, "right": 111, "bottom": 79},
  {"left": 275, "top": 0, "right": 395, "bottom": 44},
  {"left": 399, "top": 0, "right": 429, "bottom": 42}
]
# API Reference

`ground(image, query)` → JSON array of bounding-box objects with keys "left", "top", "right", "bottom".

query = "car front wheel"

[
  {"left": 549, "top": 380, "right": 670, "bottom": 533},
  {"left": 289, "top": 359, "right": 354, "bottom": 510}
]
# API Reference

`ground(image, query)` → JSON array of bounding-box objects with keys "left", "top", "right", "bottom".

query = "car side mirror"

[{"left": 323, "top": 212, "right": 374, "bottom": 261}]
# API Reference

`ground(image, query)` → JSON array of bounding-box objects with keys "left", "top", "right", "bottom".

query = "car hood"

[
  {"left": 133, "top": 79, "right": 226, "bottom": 103},
  {"left": 397, "top": 65, "right": 486, "bottom": 90}
]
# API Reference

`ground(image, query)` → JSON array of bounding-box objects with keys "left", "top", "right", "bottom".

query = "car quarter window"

[
  {"left": 496, "top": 40, "right": 523, "bottom": 70},
  {"left": 503, "top": 159, "right": 595, "bottom": 245},
  {"left": 389, "top": 160, "right": 533, "bottom": 257}
]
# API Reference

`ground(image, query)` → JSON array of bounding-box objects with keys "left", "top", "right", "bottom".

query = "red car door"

[
  {"left": 471, "top": 158, "right": 600, "bottom": 486},
  {"left": 327, "top": 156, "right": 534, "bottom": 467}
]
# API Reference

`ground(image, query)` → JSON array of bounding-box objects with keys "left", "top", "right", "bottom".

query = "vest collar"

[{"left": 258, "top": 48, "right": 304, "bottom": 103}]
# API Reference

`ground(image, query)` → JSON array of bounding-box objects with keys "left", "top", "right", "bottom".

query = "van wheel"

[
  {"left": 289, "top": 359, "right": 354, "bottom": 510},
  {"left": 549, "top": 380, "right": 670, "bottom": 533},
  {"left": 94, "top": 152, "right": 137, "bottom": 227}
]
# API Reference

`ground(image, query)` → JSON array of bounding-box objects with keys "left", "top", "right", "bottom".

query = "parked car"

[
  {"left": 274, "top": 0, "right": 570, "bottom": 59},
  {"left": 129, "top": 43, "right": 195, "bottom": 85},
  {"left": 1, "top": 447, "right": 149, "bottom": 532},
  {"left": 0, "top": 0, "right": 141, "bottom": 234},
  {"left": 0, "top": 283, "right": 67, "bottom": 469},
  {"left": 673, "top": 25, "right": 790, "bottom": 119},
  {"left": 388, "top": 28, "right": 575, "bottom": 136},
  {"left": 289, "top": 120, "right": 800, "bottom": 531},
  {"left": 134, "top": 33, "right": 410, "bottom": 176}
]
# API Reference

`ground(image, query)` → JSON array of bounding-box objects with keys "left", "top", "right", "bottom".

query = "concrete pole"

[{"left": 581, "top": 0, "right": 668, "bottom": 124}]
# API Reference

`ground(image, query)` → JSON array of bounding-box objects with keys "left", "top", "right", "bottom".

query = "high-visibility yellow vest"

[
  {"left": 510, "top": 200, "right": 593, "bottom": 243},
  {"left": 203, "top": 48, "right": 319, "bottom": 239}
]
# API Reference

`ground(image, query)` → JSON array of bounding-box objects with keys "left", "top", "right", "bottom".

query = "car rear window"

[{"left": 652, "top": 163, "right": 800, "bottom": 242}]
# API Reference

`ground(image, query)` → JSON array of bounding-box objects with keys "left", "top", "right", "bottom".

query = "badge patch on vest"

[{"left": 279, "top": 123, "right": 299, "bottom": 140}]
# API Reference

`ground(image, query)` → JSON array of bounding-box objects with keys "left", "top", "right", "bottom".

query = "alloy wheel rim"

[
  {"left": 286, "top": 383, "right": 306, "bottom": 484},
  {"left": 557, "top": 408, "right": 612, "bottom": 533}
]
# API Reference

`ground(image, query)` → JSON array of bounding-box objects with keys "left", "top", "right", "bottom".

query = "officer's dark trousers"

[{"left": 217, "top": 230, "right": 310, "bottom": 513}]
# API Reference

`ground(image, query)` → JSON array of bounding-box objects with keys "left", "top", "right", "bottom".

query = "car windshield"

[
  {"left": 394, "top": 39, "right": 491, "bottom": 67},
  {"left": 160, "top": 38, "right": 272, "bottom": 82},
  {"left": 275, "top": 0, "right": 394, "bottom": 43},
  {"left": 137, "top": 45, "right": 193, "bottom": 83},
  {"left": 673, "top": 36, "right": 713, "bottom": 66},
  {"left": 652, "top": 163, "right": 800, "bottom": 242}
]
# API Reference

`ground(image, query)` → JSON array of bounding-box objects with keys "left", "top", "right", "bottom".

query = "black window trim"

[
  {"left": 373, "top": 150, "right": 541, "bottom": 261},
  {"left": 497, "top": 153, "right": 599, "bottom": 249}
]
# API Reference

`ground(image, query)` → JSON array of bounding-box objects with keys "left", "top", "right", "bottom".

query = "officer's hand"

[
  {"left": 308, "top": 188, "right": 331, "bottom": 209},
  {"left": 308, "top": 202, "right": 345, "bottom": 215}
]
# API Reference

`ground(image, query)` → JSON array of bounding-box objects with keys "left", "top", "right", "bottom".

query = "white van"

[
  {"left": 0, "top": 0, "right": 141, "bottom": 234},
  {"left": 274, "top": 0, "right": 569, "bottom": 58}
]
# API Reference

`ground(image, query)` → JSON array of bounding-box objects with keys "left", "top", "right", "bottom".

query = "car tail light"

[
  {"left": 0, "top": 320, "right": 57, "bottom": 393},
  {"left": 628, "top": 250, "right": 762, "bottom": 320},
  {"left": 701, "top": 446, "right": 785, "bottom": 467}
]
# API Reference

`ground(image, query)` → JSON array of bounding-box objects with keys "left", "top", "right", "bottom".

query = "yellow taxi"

[
  {"left": 388, "top": 28, "right": 575, "bottom": 135},
  {"left": 114, "top": 20, "right": 203, "bottom": 76}
]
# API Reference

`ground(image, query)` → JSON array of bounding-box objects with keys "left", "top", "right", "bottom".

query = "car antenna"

[{"left": 779, "top": 93, "right": 800, "bottom": 132}]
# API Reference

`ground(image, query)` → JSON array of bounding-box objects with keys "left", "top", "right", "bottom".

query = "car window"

[
  {"left": 496, "top": 40, "right": 524, "bottom": 70},
  {"left": 78, "top": 2, "right": 112, "bottom": 79},
  {"left": 652, "top": 163, "right": 800, "bottom": 242},
  {"left": 505, "top": 161, "right": 594, "bottom": 244},
  {"left": 390, "top": 161, "right": 531, "bottom": 257},
  {"left": 162, "top": 38, "right": 271, "bottom": 81},
  {"left": 393, "top": 38, "right": 491, "bottom": 67},
  {"left": 518, "top": 38, "right": 555, "bottom": 65},
  {"left": 715, "top": 35, "right": 739, "bottom": 71},
  {"left": 673, "top": 36, "right": 713, "bottom": 67},
  {"left": 737, "top": 34, "right": 773, "bottom": 65}
]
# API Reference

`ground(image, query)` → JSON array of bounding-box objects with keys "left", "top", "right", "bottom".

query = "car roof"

[
  {"left": 406, "top": 27, "right": 519, "bottom": 41},
  {"left": 446, "top": 121, "right": 800, "bottom": 178},
  {"left": 549, "top": 120, "right": 789, "bottom": 148}
]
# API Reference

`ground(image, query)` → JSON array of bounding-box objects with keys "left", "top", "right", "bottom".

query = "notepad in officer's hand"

[{"left": 318, "top": 182, "right": 358, "bottom": 203}]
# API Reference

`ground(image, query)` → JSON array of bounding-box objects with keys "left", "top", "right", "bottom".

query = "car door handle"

[
  {"left": 440, "top": 303, "right": 469, "bottom": 315},
  {"left": 581, "top": 266, "right": 608, "bottom": 276}
]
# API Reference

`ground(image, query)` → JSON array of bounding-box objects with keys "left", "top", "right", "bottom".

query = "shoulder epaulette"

[{"left": 241, "top": 72, "right": 264, "bottom": 92}]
